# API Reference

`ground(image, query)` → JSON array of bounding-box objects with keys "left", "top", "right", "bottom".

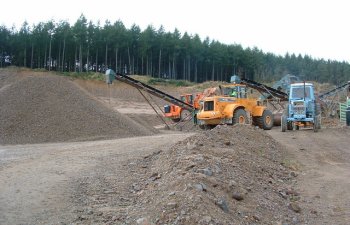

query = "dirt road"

[
  {"left": 0, "top": 132, "right": 193, "bottom": 225},
  {"left": 268, "top": 127, "right": 350, "bottom": 225}
]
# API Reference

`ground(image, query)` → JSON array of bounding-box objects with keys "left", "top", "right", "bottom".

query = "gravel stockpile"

[
  {"left": 73, "top": 125, "right": 302, "bottom": 224},
  {"left": 0, "top": 72, "right": 156, "bottom": 145}
]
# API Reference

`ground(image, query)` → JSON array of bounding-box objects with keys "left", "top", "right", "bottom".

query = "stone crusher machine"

[{"left": 104, "top": 69, "right": 195, "bottom": 127}]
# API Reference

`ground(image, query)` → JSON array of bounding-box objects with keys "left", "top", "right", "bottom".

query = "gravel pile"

[
  {"left": 73, "top": 125, "right": 302, "bottom": 224},
  {"left": 0, "top": 72, "right": 156, "bottom": 145}
]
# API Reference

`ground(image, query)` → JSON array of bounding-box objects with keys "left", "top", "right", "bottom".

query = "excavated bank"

[{"left": 0, "top": 72, "right": 157, "bottom": 145}]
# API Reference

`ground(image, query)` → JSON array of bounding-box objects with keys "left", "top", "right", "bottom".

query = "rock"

[
  {"left": 201, "top": 216, "right": 212, "bottom": 223},
  {"left": 228, "top": 180, "right": 237, "bottom": 188},
  {"left": 197, "top": 168, "right": 213, "bottom": 176},
  {"left": 290, "top": 171, "right": 298, "bottom": 177},
  {"left": 136, "top": 217, "right": 154, "bottom": 225},
  {"left": 232, "top": 192, "right": 244, "bottom": 201},
  {"left": 253, "top": 214, "right": 261, "bottom": 221},
  {"left": 289, "top": 202, "right": 301, "bottom": 213},
  {"left": 194, "top": 183, "right": 207, "bottom": 192},
  {"left": 216, "top": 198, "right": 229, "bottom": 212},
  {"left": 150, "top": 172, "right": 161, "bottom": 181},
  {"left": 166, "top": 202, "right": 178, "bottom": 210},
  {"left": 224, "top": 141, "right": 231, "bottom": 146}
]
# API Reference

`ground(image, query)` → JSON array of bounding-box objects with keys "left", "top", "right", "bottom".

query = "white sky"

[{"left": 1, "top": 0, "right": 349, "bottom": 63}]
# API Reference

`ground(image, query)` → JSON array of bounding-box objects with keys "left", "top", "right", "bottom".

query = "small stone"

[
  {"left": 289, "top": 202, "right": 301, "bottom": 213},
  {"left": 216, "top": 198, "right": 229, "bottom": 212},
  {"left": 253, "top": 215, "right": 260, "bottom": 221},
  {"left": 197, "top": 168, "right": 213, "bottom": 176},
  {"left": 166, "top": 202, "right": 178, "bottom": 210},
  {"left": 136, "top": 217, "right": 154, "bottom": 225},
  {"left": 169, "top": 191, "right": 176, "bottom": 196},
  {"left": 232, "top": 192, "right": 244, "bottom": 201},
  {"left": 201, "top": 216, "right": 212, "bottom": 223},
  {"left": 224, "top": 141, "right": 231, "bottom": 146},
  {"left": 194, "top": 183, "right": 207, "bottom": 192}
]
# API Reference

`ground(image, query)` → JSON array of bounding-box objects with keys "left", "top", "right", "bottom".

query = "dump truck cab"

[{"left": 197, "top": 80, "right": 274, "bottom": 130}]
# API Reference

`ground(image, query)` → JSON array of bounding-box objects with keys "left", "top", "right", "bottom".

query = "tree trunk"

[
  {"left": 86, "top": 46, "right": 89, "bottom": 72},
  {"left": 95, "top": 49, "right": 98, "bottom": 72},
  {"left": 115, "top": 47, "right": 118, "bottom": 72},
  {"left": 141, "top": 57, "right": 144, "bottom": 75},
  {"left": 127, "top": 46, "right": 131, "bottom": 74},
  {"left": 58, "top": 43, "right": 61, "bottom": 71},
  {"left": 23, "top": 44, "right": 26, "bottom": 67},
  {"left": 105, "top": 43, "right": 108, "bottom": 70},
  {"left": 187, "top": 56, "right": 191, "bottom": 81},
  {"left": 183, "top": 58, "right": 186, "bottom": 80},
  {"left": 158, "top": 48, "right": 162, "bottom": 78},
  {"left": 74, "top": 46, "right": 77, "bottom": 72},
  {"left": 211, "top": 63, "right": 215, "bottom": 81},
  {"left": 48, "top": 37, "right": 52, "bottom": 71},
  {"left": 31, "top": 43, "right": 34, "bottom": 69},
  {"left": 172, "top": 54, "right": 176, "bottom": 79},
  {"left": 61, "top": 39, "right": 66, "bottom": 72},
  {"left": 194, "top": 60, "right": 198, "bottom": 82},
  {"left": 79, "top": 44, "right": 82, "bottom": 73}
]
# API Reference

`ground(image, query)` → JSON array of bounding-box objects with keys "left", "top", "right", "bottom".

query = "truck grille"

[{"left": 292, "top": 102, "right": 305, "bottom": 115}]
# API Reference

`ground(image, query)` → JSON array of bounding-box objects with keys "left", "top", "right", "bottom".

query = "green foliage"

[
  {"left": 60, "top": 72, "right": 104, "bottom": 81},
  {"left": 0, "top": 16, "right": 349, "bottom": 85},
  {"left": 147, "top": 78, "right": 193, "bottom": 87}
]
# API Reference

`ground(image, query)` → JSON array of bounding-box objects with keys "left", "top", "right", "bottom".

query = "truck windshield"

[{"left": 291, "top": 86, "right": 311, "bottom": 99}]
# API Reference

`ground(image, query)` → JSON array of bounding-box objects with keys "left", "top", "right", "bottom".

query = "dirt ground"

[
  {"left": 268, "top": 127, "right": 350, "bottom": 225},
  {"left": 1, "top": 68, "right": 350, "bottom": 225}
]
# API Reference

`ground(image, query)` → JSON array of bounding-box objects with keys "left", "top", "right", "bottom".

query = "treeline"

[{"left": 0, "top": 15, "right": 349, "bottom": 84}]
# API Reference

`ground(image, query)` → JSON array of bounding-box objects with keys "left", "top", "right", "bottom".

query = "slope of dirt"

[
  {"left": 0, "top": 71, "right": 157, "bottom": 145},
  {"left": 73, "top": 125, "right": 302, "bottom": 224}
]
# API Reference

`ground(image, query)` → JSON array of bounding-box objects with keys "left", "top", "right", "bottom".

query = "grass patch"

[
  {"left": 147, "top": 77, "right": 193, "bottom": 87},
  {"left": 59, "top": 71, "right": 105, "bottom": 81}
]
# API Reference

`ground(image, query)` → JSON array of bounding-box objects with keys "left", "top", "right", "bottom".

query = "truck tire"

[
  {"left": 256, "top": 110, "right": 274, "bottom": 130},
  {"left": 233, "top": 109, "right": 248, "bottom": 125},
  {"left": 281, "top": 115, "right": 287, "bottom": 132},
  {"left": 180, "top": 109, "right": 192, "bottom": 121},
  {"left": 171, "top": 118, "right": 180, "bottom": 123}
]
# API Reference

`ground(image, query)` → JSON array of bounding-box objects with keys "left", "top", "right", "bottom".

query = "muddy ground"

[{"left": 0, "top": 68, "right": 349, "bottom": 225}]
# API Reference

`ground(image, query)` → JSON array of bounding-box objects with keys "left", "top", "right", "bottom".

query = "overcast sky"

[{"left": 1, "top": 0, "right": 349, "bottom": 63}]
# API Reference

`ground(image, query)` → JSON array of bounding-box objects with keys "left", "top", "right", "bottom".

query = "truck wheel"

[
  {"left": 313, "top": 115, "right": 321, "bottom": 132},
  {"left": 257, "top": 110, "right": 274, "bottom": 130},
  {"left": 171, "top": 118, "right": 180, "bottom": 123},
  {"left": 281, "top": 115, "right": 287, "bottom": 132},
  {"left": 180, "top": 109, "right": 191, "bottom": 121},
  {"left": 287, "top": 122, "right": 293, "bottom": 130},
  {"left": 233, "top": 109, "right": 248, "bottom": 125}
]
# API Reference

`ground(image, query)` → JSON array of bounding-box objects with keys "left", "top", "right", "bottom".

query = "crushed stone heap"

[
  {"left": 123, "top": 125, "right": 301, "bottom": 224},
  {"left": 0, "top": 73, "right": 156, "bottom": 145}
]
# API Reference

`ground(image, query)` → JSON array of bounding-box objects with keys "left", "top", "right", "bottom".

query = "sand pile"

[{"left": 0, "top": 72, "right": 156, "bottom": 145}]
